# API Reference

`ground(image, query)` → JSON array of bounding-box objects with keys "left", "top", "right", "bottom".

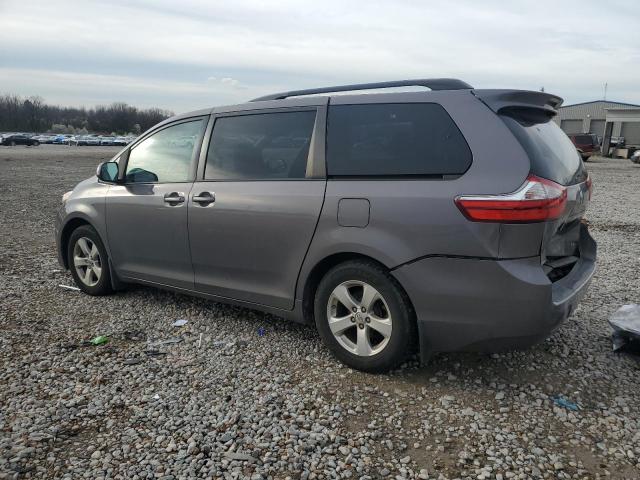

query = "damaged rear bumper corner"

[{"left": 392, "top": 225, "right": 596, "bottom": 362}]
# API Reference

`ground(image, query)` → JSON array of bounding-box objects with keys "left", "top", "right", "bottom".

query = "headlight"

[{"left": 62, "top": 191, "right": 72, "bottom": 203}]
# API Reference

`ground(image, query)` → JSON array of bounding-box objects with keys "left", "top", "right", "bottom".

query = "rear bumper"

[{"left": 392, "top": 224, "right": 596, "bottom": 359}]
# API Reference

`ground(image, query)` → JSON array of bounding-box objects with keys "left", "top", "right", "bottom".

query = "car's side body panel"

[
  {"left": 295, "top": 91, "right": 544, "bottom": 302},
  {"left": 189, "top": 179, "right": 326, "bottom": 309},
  {"left": 186, "top": 102, "right": 328, "bottom": 309},
  {"left": 101, "top": 115, "right": 209, "bottom": 289},
  {"left": 54, "top": 178, "right": 111, "bottom": 266},
  {"left": 105, "top": 182, "right": 196, "bottom": 289}
]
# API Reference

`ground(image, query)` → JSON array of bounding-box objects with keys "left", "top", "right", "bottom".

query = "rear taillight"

[{"left": 455, "top": 174, "right": 567, "bottom": 223}]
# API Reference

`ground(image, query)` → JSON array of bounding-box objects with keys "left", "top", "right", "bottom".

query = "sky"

[{"left": 1, "top": 0, "right": 639, "bottom": 114}]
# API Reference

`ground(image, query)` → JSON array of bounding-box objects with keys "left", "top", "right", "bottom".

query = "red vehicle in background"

[{"left": 568, "top": 134, "right": 600, "bottom": 161}]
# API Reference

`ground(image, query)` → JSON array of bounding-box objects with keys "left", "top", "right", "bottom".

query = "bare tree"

[{"left": 0, "top": 93, "right": 172, "bottom": 134}]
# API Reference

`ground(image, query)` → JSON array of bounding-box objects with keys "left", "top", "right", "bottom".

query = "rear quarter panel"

[{"left": 296, "top": 90, "right": 535, "bottom": 299}]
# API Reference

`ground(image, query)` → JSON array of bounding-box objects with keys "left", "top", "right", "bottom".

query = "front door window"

[{"left": 125, "top": 119, "right": 205, "bottom": 183}]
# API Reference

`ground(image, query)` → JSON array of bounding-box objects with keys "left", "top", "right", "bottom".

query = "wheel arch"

[
  {"left": 300, "top": 252, "right": 416, "bottom": 326},
  {"left": 59, "top": 216, "right": 96, "bottom": 269}
]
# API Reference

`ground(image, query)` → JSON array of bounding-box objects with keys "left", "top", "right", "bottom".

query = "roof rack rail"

[{"left": 250, "top": 78, "right": 473, "bottom": 102}]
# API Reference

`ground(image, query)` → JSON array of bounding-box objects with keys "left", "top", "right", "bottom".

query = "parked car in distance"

[
  {"left": 55, "top": 79, "right": 596, "bottom": 372},
  {"left": 67, "top": 135, "right": 100, "bottom": 146},
  {"left": 52, "top": 134, "right": 73, "bottom": 144},
  {"left": 67, "top": 136, "right": 86, "bottom": 146},
  {"left": 32, "top": 134, "right": 56, "bottom": 144},
  {"left": 568, "top": 134, "right": 600, "bottom": 161},
  {"left": 631, "top": 150, "right": 640, "bottom": 164},
  {"left": 112, "top": 136, "right": 129, "bottom": 146},
  {"left": 1, "top": 133, "right": 40, "bottom": 146},
  {"left": 100, "top": 136, "right": 116, "bottom": 146}
]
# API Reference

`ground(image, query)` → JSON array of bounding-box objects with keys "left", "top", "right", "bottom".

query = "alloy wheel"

[
  {"left": 73, "top": 237, "right": 102, "bottom": 287},
  {"left": 326, "top": 280, "right": 392, "bottom": 356}
]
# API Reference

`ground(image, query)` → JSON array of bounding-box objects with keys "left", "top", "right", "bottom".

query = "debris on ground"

[
  {"left": 58, "top": 284, "right": 80, "bottom": 292},
  {"left": 212, "top": 339, "right": 249, "bottom": 356},
  {"left": 223, "top": 451, "right": 259, "bottom": 463},
  {"left": 150, "top": 337, "right": 183, "bottom": 347},
  {"left": 172, "top": 319, "right": 188, "bottom": 327},
  {"left": 123, "top": 358, "right": 143, "bottom": 365},
  {"left": 609, "top": 304, "right": 640, "bottom": 351},
  {"left": 144, "top": 350, "right": 167, "bottom": 357},
  {"left": 122, "top": 329, "right": 146, "bottom": 342},
  {"left": 89, "top": 335, "right": 109, "bottom": 346},
  {"left": 553, "top": 395, "right": 579, "bottom": 411},
  {"left": 257, "top": 326, "right": 266, "bottom": 337}
]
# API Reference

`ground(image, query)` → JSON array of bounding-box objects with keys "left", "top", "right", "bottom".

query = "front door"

[
  {"left": 188, "top": 108, "right": 326, "bottom": 309},
  {"left": 106, "top": 117, "right": 207, "bottom": 289}
]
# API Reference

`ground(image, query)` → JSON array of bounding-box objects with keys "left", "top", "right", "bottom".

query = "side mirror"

[{"left": 97, "top": 161, "right": 119, "bottom": 183}]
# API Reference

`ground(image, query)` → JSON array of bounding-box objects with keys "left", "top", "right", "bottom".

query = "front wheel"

[
  {"left": 67, "top": 225, "right": 113, "bottom": 295},
  {"left": 314, "top": 260, "right": 416, "bottom": 372}
]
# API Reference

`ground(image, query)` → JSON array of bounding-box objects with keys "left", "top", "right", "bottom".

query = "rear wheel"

[
  {"left": 314, "top": 260, "right": 415, "bottom": 372},
  {"left": 67, "top": 225, "right": 113, "bottom": 295}
]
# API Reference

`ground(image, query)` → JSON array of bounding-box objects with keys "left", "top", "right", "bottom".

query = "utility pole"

[{"left": 604, "top": 82, "right": 608, "bottom": 100}]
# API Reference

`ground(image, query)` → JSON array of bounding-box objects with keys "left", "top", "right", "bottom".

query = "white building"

[{"left": 554, "top": 100, "right": 640, "bottom": 146}]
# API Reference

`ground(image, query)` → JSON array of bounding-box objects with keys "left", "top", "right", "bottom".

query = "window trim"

[
  {"left": 119, "top": 115, "right": 209, "bottom": 185},
  {"left": 325, "top": 102, "right": 472, "bottom": 180},
  {"left": 196, "top": 106, "right": 326, "bottom": 182}
]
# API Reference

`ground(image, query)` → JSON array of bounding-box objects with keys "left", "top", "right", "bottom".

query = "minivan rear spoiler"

[{"left": 472, "top": 89, "right": 563, "bottom": 117}]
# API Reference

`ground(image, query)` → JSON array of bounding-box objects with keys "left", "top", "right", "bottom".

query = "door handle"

[
  {"left": 163, "top": 192, "right": 185, "bottom": 204},
  {"left": 193, "top": 191, "right": 215, "bottom": 205}
]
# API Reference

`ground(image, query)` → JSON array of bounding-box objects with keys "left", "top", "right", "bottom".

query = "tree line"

[{"left": 0, "top": 94, "right": 173, "bottom": 135}]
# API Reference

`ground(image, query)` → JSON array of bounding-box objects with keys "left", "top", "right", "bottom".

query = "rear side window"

[
  {"left": 327, "top": 103, "right": 472, "bottom": 177},
  {"left": 501, "top": 112, "right": 587, "bottom": 185},
  {"left": 205, "top": 110, "right": 317, "bottom": 180}
]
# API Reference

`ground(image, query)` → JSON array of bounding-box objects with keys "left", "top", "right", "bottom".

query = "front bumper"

[{"left": 392, "top": 225, "right": 596, "bottom": 360}]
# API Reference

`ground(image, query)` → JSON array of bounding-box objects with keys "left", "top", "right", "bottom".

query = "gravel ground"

[{"left": 1, "top": 145, "right": 639, "bottom": 480}]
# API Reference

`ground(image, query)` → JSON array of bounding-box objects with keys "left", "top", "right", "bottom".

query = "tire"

[
  {"left": 314, "top": 260, "right": 416, "bottom": 372},
  {"left": 67, "top": 225, "right": 113, "bottom": 295},
  {"left": 33, "top": 140, "right": 39, "bottom": 146}
]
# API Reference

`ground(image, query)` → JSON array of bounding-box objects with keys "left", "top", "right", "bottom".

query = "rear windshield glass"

[
  {"left": 327, "top": 103, "right": 472, "bottom": 177},
  {"left": 501, "top": 112, "right": 587, "bottom": 185}
]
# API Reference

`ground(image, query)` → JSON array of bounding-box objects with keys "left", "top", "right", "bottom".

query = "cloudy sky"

[{"left": 1, "top": 0, "right": 639, "bottom": 113}]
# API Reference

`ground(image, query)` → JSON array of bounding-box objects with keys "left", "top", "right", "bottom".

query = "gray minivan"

[{"left": 55, "top": 79, "right": 596, "bottom": 372}]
